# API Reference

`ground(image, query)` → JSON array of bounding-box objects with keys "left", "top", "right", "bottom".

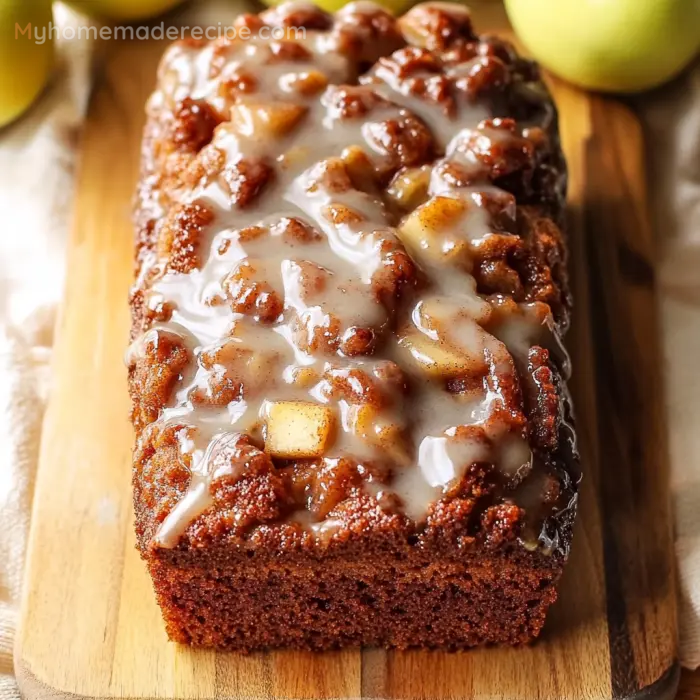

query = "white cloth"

[
  {"left": 0, "top": 6, "right": 92, "bottom": 699},
  {"left": 0, "top": 8, "right": 698, "bottom": 700},
  {"left": 635, "top": 63, "right": 700, "bottom": 669}
]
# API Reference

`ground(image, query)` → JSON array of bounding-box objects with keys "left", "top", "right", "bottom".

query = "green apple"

[
  {"left": 260, "top": 0, "right": 414, "bottom": 15},
  {"left": 64, "top": 0, "right": 186, "bottom": 22},
  {"left": 505, "top": 0, "right": 700, "bottom": 93},
  {"left": 0, "top": 0, "right": 54, "bottom": 128}
]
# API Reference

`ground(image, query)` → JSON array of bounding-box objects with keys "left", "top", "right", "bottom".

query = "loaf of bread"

[{"left": 128, "top": 1, "right": 579, "bottom": 650}]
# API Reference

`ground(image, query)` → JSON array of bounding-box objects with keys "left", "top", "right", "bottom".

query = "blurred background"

[{"left": 0, "top": 0, "right": 698, "bottom": 697}]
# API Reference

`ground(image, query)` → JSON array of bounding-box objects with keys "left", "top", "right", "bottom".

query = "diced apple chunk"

[
  {"left": 231, "top": 101, "right": 308, "bottom": 138},
  {"left": 287, "top": 366, "right": 321, "bottom": 389},
  {"left": 399, "top": 331, "right": 483, "bottom": 379},
  {"left": 265, "top": 401, "right": 335, "bottom": 458},
  {"left": 351, "top": 404, "right": 411, "bottom": 466},
  {"left": 387, "top": 165, "right": 431, "bottom": 211},
  {"left": 417, "top": 294, "right": 492, "bottom": 332},
  {"left": 341, "top": 146, "right": 377, "bottom": 192},
  {"left": 246, "top": 351, "right": 282, "bottom": 385},
  {"left": 398, "top": 195, "right": 470, "bottom": 266}
]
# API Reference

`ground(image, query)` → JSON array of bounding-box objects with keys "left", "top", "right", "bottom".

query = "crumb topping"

[{"left": 130, "top": 1, "right": 578, "bottom": 553}]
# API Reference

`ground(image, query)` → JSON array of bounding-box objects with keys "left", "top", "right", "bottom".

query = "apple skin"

[
  {"left": 0, "top": 0, "right": 54, "bottom": 128},
  {"left": 261, "top": 0, "right": 414, "bottom": 15},
  {"left": 64, "top": 0, "right": 186, "bottom": 22},
  {"left": 505, "top": 0, "right": 700, "bottom": 93}
]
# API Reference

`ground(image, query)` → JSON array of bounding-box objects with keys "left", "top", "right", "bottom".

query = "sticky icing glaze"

[{"left": 129, "top": 1, "right": 576, "bottom": 550}]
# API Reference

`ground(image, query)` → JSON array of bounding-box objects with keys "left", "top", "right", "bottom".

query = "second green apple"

[
  {"left": 506, "top": 0, "right": 700, "bottom": 93},
  {"left": 64, "top": 0, "right": 185, "bottom": 21},
  {"left": 260, "top": 0, "right": 414, "bottom": 15},
  {"left": 0, "top": 0, "right": 54, "bottom": 128}
]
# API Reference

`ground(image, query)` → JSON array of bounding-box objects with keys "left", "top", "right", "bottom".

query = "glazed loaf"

[{"left": 129, "top": 1, "right": 579, "bottom": 650}]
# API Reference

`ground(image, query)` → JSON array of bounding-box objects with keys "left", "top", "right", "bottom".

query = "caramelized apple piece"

[
  {"left": 417, "top": 294, "right": 492, "bottom": 331},
  {"left": 400, "top": 294, "right": 496, "bottom": 379},
  {"left": 399, "top": 331, "right": 477, "bottom": 378},
  {"left": 387, "top": 166, "right": 431, "bottom": 212},
  {"left": 341, "top": 146, "right": 378, "bottom": 192},
  {"left": 351, "top": 404, "right": 411, "bottom": 466},
  {"left": 230, "top": 101, "right": 308, "bottom": 138},
  {"left": 287, "top": 366, "right": 321, "bottom": 389},
  {"left": 265, "top": 401, "right": 336, "bottom": 458},
  {"left": 398, "top": 195, "right": 470, "bottom": 266}
]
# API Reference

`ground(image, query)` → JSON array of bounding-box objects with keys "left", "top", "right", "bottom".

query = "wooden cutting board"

[{"left": 14, "top": 4, "right": 680, "bottom": 699}]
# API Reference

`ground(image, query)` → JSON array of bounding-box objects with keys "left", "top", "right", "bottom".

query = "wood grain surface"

[
  {"left": 679, "top": 671, "right": 700, "bottom": 699},
  {"left": 14, "top": 4, "right": 680, "bottom": 699}
]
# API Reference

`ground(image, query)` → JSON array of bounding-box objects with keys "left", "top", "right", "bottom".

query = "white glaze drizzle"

[{"left": 130, "top": 1, "right": 572, "bottom": 547}]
